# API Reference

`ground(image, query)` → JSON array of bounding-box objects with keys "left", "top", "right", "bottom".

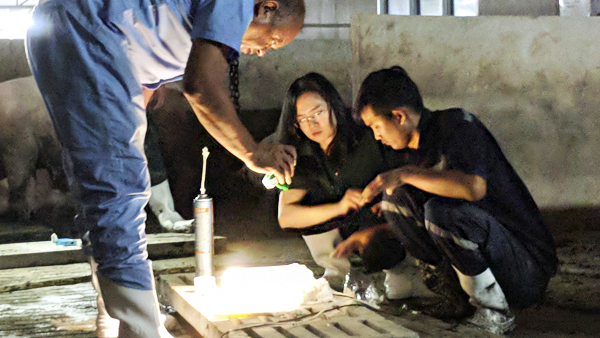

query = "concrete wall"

[
  {"left": 0, "top": 40, "right": 30, "bottom": 82},
  {"left": 351, "top": 14, "right": 600, "bottom": 208},
  {"left": 479, "top": 0, "right": 558, "bottom": 16},
  {"left": 236, "top": 0, "right": 373, "bottom": 110},
  {"left": 0, "top": 0, "right": 562, "bottom": 107},
  {"left": 300, "top": 0, "right": 373, "bottom": 39},
  {"left": 238, "top": 39, "right": 352, "bottom": 110}
]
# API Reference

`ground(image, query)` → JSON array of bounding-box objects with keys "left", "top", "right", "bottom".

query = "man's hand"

[
  {"left": 247, "top": 141, "right": 297, "bottom": 185},
  {"left": 332, "top": 225, "right": 387, "bottom": 258},
  {"left": 338, "top": 189, "right": 363, "bottom": 215},
  {"left": 361, "top": 168, "right": 406, "bottom": 204}
]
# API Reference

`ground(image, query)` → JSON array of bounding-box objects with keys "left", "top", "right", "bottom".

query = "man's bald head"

[{"left": 242, "top": 0, "right": 305, "bottom": 56}]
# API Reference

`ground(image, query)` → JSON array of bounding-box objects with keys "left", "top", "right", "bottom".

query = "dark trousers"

[{"left": 382, "top": 187, "right": 550, "bottom": 309}]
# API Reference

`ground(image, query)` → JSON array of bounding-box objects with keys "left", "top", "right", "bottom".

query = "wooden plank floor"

[
  {"left": 0, "top": 282, "right": 198, "bottom": 338},
  {"left": 0, "top": 233, "right": 221, "bottom": 269},
  {"left": 0, "top": 282, "right": 97, "bottom": 338},
  {"left": 1, "top": 235, "right": 599, "bottom": 338}
]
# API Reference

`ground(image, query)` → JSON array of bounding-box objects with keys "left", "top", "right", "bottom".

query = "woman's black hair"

[{"left": 272, "top": 72, "right": 363, "bottom": 164}]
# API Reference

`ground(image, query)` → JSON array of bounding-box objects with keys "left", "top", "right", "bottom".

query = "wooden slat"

[
  {"left": 166, "top": 282, "right": 230, "bottom": 338},
  {"left": 304, "top": 320, "right": 351, "bottom": 337},
  {"left": 284, "top": 325, "right": 321, "bottom": 338},
  {"left": 335, "top": 317, "right": 385, "bottom": 336},
  {"left": 346, "top": 307, "right": 419, "bottom": 338},
  {"left": 0, "top": 257, "right": 197, "bottom": 293},
  {"left": 0, "top": 282, "right": 97, "bottom": 338},
  {"left": 0, "top": 234, "right": 226, "bottom": 269},
  {"left": 0, "top": 281, "right": 200, "bottom": 338},
  {"left": 251, "top": 326, "right": 289, "bottom": 338}
]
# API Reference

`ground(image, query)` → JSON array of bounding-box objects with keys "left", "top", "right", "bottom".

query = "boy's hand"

[
  {"left": 370, "top": 201, "right": 383, "bottom": 217},
  {"left": 361, "top": 168, "right": 405, "bottom": 204},
  {"left": 332, "top": 228, "right": 374, "bottom": 258},
  {"left": 332, "top": 225, "right": 388, "bottom": 258}
]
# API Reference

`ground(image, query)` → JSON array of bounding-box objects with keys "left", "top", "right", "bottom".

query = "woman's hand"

[{"left": 338, "top": 189, "right": 363, "bottom": 216}]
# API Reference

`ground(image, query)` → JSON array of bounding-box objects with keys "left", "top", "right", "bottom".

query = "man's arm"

[
  {"left": 362, "top": 165, "right": 487, "bottom": 203},
  {"left": 142, "top": 87, "right": 155, "bottom": 109},
  {"left": 182, "top": 39, "right": 296, "bottom": 184}
]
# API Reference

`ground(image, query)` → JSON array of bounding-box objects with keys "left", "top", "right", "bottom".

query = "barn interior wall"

[
  {"left": 0, "top": 0, "right": 597, "bottom": 212},
  {"left": 351, "top": 14, "right": 600, "bottom": 209}
]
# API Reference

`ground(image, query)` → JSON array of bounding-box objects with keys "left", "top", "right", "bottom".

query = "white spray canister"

[{"left": 194, "top": 147, "right": 214, "bottom": 277}]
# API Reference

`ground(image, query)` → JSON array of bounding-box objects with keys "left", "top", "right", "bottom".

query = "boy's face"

[{"left": 360, "top": 106, "right": 411, "bottom": 150}]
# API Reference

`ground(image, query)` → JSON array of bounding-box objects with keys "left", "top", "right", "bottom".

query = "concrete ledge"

[{"left": 0, "top": 233, "right": 227, "bottom": 269}]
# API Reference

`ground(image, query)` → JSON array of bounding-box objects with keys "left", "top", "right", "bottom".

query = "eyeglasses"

[{"left": 297, "top": 110, "right": 327, "bottom": 126}]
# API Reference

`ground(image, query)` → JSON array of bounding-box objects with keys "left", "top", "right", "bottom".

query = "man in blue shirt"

[
  {"left": 335, "top": 66, "right": 557, "bottom": 335},
  {"left": 26, "top": 1, "right": 304, "bottom": 337}
]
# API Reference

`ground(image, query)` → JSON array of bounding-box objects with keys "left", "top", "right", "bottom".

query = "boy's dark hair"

[
  {"left": 353, "top": 66, "right": 424, "bottom": 123},
  {"left": 273, "top": 72, "right": 362, "bottom": 164}
]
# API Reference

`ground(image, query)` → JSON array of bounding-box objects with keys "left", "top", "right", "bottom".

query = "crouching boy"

[{"left": 336, "top": 66, "right": 558, "bottom": 335}]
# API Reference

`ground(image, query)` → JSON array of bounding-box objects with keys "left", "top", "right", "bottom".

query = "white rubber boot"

[
  {"left": 453, "top": 267, "right": 516, "bottom": 335},
  {"left": 97, "top": 267, "right": 173, "bottom": 338},
  {"left": 383, "top": 261, "right": 414, "bottom": 300},
  {"left": 302, "top": 229, "right": 351, "bottom": 289},
  {"left": 149, "top": 180, "right": 193, "bottom": 232},
  {"left": 89, "top": 258, "right": 120, "bottom": 338}
]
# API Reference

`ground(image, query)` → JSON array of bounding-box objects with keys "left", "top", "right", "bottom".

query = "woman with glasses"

[{"left": 267, "top": 72, "right": 414, "bottom": 297}]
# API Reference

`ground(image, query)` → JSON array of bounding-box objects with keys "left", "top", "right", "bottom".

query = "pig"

[
  {"left": 0, "top": 76, "right": 191, "bottom": 235},
  {"left": 0, "top": 76, "right": 70, "bottom": 223}
]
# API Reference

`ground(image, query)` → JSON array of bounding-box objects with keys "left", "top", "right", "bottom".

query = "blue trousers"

[
  {"left": 27, "top": 0, "right": 154, "bottom": 290},
  {"left": 382, "top": 187, "right": 551, "bottom": 308}
]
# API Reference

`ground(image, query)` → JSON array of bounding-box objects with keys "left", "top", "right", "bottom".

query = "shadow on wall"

[{"left": 541, "top": 205, "right": 600, "bottom": 233}]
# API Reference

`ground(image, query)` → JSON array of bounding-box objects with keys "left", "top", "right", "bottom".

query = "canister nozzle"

[{"left": 200, "top": 147, "right": 210, "bottom": 195}]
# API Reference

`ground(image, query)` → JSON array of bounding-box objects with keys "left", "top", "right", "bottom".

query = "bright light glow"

[
  {"left": 455, "top": 0, "right": 479, "bottom": 16},
  {"left": 0, "top": 8, "right": 34, "bottom": 39},
  {"left": 191, "top": 264, "right": 318, "bottom": 320},
  {"left": 388, "top": 0, "right": 478, "bottom": 16}
]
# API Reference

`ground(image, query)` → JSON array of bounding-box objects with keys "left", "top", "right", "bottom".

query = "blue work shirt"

[{"left": 108, "top": 0, "right": 254, "bottom": 88}]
